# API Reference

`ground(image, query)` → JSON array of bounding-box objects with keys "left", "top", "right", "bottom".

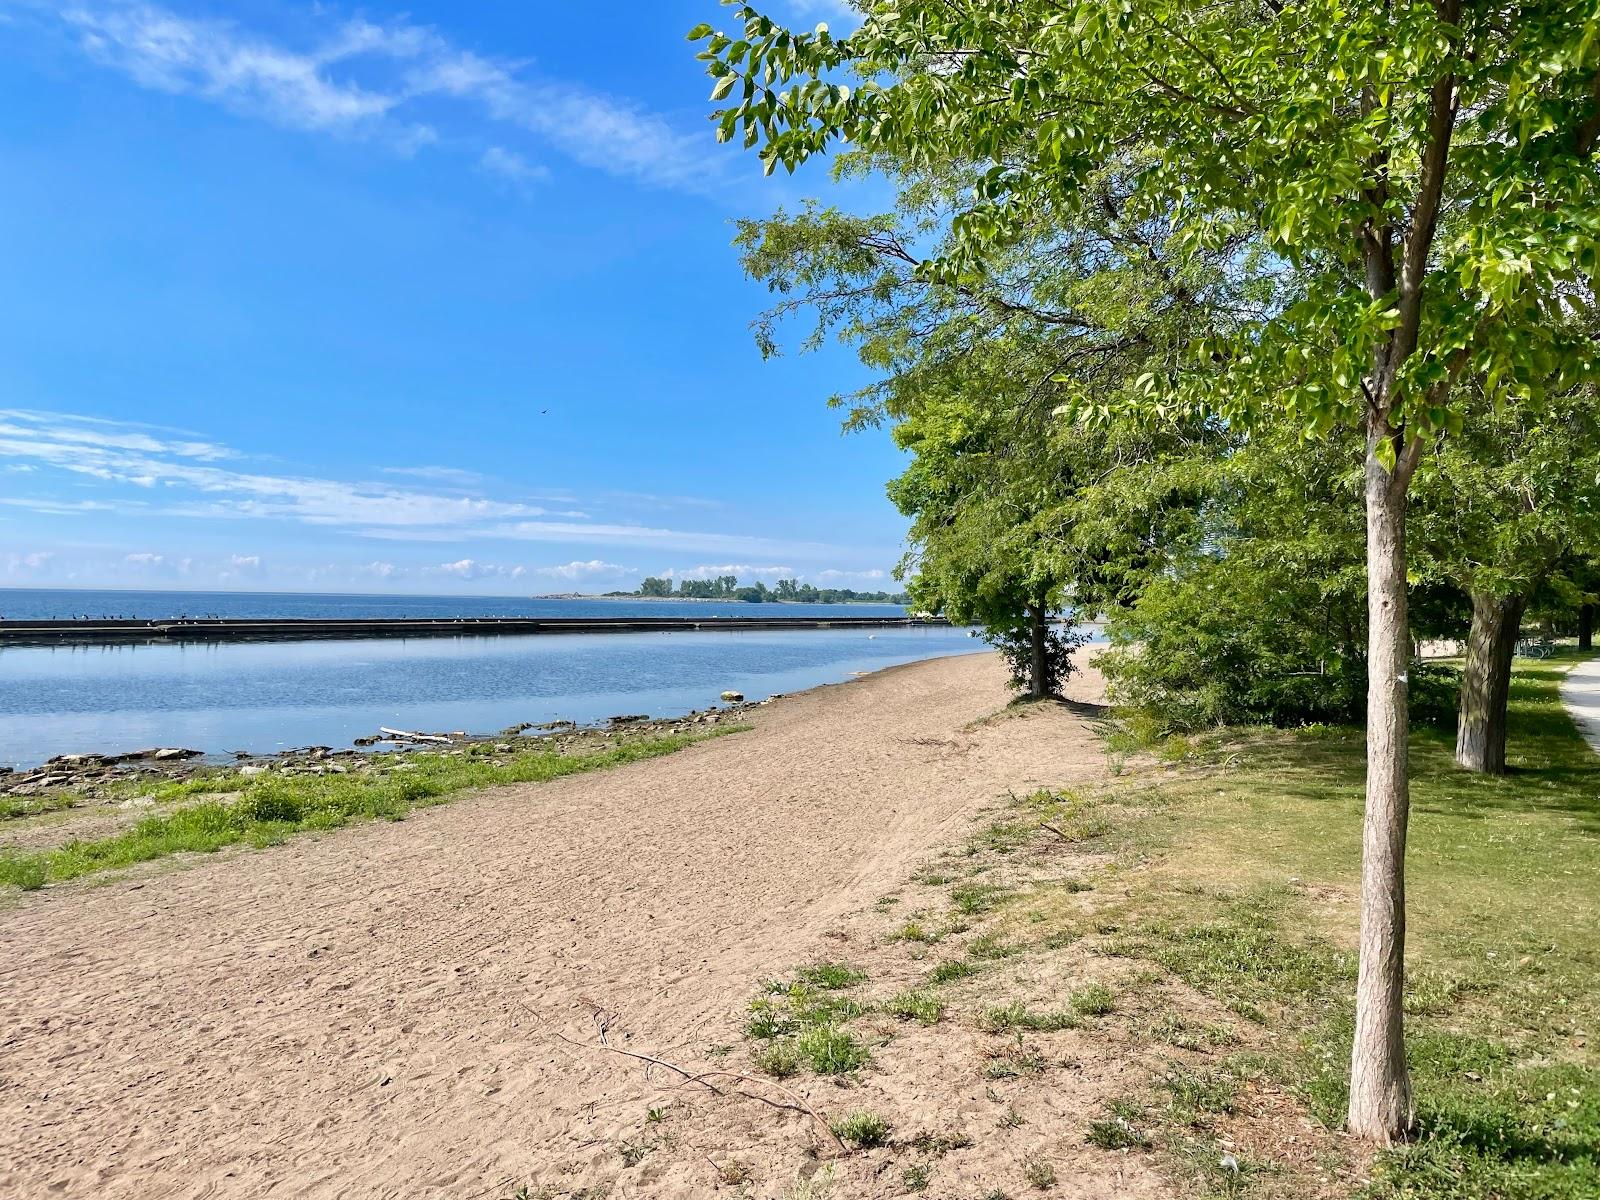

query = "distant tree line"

[{"left": 626, "top": 575, "right": 909, "bottom": 605}]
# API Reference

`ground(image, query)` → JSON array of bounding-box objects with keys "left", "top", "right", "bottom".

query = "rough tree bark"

[
  {"left": 1026, "top": 602, "right": 1049, "bottom": 700},
  {"left": 1348, "top": 418, "right": 1418, "bottom": 1142},
  {"left": 1455, "top": 591, "right": 1528, "bottom": 774}
]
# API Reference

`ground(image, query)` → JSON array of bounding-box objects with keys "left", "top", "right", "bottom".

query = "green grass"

[
  {"left": 0, "top": 793, "right": 77, "bottom": 821},
  {"left": 883, "top": 988, "right": 944, "bottom": 1025},
  {"left": 0, "top": 729, "right": 739, "bottom": 891},
  {"left": 980, "top": 1001, "right": 1079, "bottom": 1033},
  {"left": 747, "top": 961, "right": 872, "bottom": 1076},
  {"left": 1085, "top": 654, "right": 1600, "bottom": 1197}
]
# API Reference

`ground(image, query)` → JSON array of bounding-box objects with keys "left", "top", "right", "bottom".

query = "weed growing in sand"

[
  {"left": 910, "top": 1130, "right": 973, "bottom": 1156},
  {"left": 966, "top": 933, "right": 1023, "bottom": 961},
  {"left": 754, "top": 1039, "right": 801, "bottom": 1078},
  {"left": 796, "top": 1024, "right": 869, "bottom": 1073},
  {"left": 785, "top": 1165, "right": 837, "bottom": 1199},
  {"left": 1021, "top": 1154, "right": 1057, "bottom": 1190},
  {"left": 950, "top": 881, "right": 1009, "bottom": 915},
  {"left": 1068, "top": 983, "right": 1116, "bottom": 1017},
  {"left": 890, "top": 919, "right": 940, "bottom": 944},
  {"left": 1149, "top": 1014, "right": 1236, "bottom": 1051},
  {"left": 747, "top": 964, "right": 871, "bottom": 1076},
  {"left": 794, "top": 961, "right": 866, "bottom": 990},
  {"left": 830, "top": 1109, "right": 891, "bottom": 1148},
  {"left": 714, "top": 1159, "right": 754, "bottom": 1185},
  {"left": 0, "top": 729, "right": 741, "bottom": 891},
  {"left": 883, "top": 989, "right": 944, "bottom": 1025},
  {"left": 927, "top": 958, "right": 980, "bottom": 985},
  {"left": 982, "top": 1035, "right": 1048, "bottom": 1079},
  {"left": 1086, "top": 1099, "right": 1153, "bottom": 1150},
  {"left": 618, "top": 1137, "right": 653, "bottom": 1167},
  {"left": 980, "top": 1001, "right": 1079, "bottom": 1034},
  {"left": 902, "top": 1161, "right": 933, "bottom": 1191}
]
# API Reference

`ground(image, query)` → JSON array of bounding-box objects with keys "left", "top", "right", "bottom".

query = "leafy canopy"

[{"left": 694, "top": 1, "right": 1600, "bottom": 437}]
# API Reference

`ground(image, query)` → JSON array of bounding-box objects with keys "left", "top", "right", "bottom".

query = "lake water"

[{"left": 0, "top": 620, "right": 997, "bottom": 767}]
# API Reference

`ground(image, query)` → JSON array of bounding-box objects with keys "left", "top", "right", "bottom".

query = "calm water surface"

[
  {"left": 0, "top": 626, "right": 994, "bottom": 766},
  {"left": 0, "top": 588, "right": 909, "bottom": 621}
]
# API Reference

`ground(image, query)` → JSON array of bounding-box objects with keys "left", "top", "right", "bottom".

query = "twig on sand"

[{"left": 523, "top": 1000, "right": 846, "bottom": 1152}]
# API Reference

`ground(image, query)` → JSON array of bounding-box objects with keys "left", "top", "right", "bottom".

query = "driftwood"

[{"left": 378, "top": 727, "right": 451, "bottom": 744}]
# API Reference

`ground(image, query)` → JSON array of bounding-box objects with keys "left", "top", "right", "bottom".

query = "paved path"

[{"left": 1560, "top": 654, "right": 1600, "bottom": 755}]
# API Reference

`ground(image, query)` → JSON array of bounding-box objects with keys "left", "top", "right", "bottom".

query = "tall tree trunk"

[
  {"left": 1455, "top": 591, "right": 1527, "bottom": 774},
  {"left": 1579, "top": 604, "right": 1594, "bottom": 651},
  {"left": 1026, "top": 602, "right": 1049, "bottom": 700},
  {"left": 1347, "top": 423, "right": 1415, "bottom": 1143}
]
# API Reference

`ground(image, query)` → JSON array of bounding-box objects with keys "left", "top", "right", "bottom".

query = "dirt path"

[{"left": 1, "top": 653, "right": 1112, "bottom": 1199}]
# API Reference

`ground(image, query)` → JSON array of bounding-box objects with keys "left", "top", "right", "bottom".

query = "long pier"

[{"left": 0, "top": 614, "right": 952, "bottom": 647}]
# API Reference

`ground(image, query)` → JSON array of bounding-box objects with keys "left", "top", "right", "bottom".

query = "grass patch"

[
  {"left": 746, "top": 961, "right": 871, "bottom": 1076},
  {"left": 928, "top": 958, "right": 981, "bottom": 985},
  {"left": 1077, "top": 654, "right": 1600, "bottom": 1197},
  {"left": 0, "top": 729, "right": 739, "bottom": 891},
  {"left": 0, "top": 793, "right": 77, "bottom": 821},
  {"left": 884, "top": 989, "right": 945, "bottom": 1025},
  {"left": 980, "top": 1001, "right": 1079, "bottom": 1034}
]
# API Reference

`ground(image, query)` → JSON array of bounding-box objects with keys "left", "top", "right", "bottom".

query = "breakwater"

[{"left": 0, "top": 614, "right": 951, "bottom": 647}]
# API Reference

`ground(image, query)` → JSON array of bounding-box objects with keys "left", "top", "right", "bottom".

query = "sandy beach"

[{"left": 0, "top": 652, "right": 1132, "bottom": 1199}]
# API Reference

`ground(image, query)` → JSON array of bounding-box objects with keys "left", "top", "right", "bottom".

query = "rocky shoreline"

[{"left": 0, "top": 693, "right": 772, "bottom": 804}]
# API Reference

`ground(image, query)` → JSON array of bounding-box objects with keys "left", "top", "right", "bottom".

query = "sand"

[{"left": 1, "top": 653, "right": 1142, "bottom": 1199}]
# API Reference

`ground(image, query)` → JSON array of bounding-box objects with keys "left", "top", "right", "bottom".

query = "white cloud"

[
  {"left": 4, "top": 551, "right": 55, "bottom": 573},
  {"left": 228, "top": 553, "right": 261, "bottom": 569},
  {"left": 480, "top": 145, "right": 548, "bottom": 190},
  {"left": 537, "top": 559, "right": 631, "bottom": 581},
  {"left": 124, "top": 551, "right": 165, "bottom": 565},
  {"left": 64, "top": 4, "right": 409, "bottom": 135},
  {"left": 818, "top": 568, "right": 887, "bottom": 581},
  {"left": 434, "top": 558, "right": 525, "bottom": 580},
  {"left": 50, "top": 4, "right": 721, "bottom": 193},
  {"left": 679, "top": 563, "right": 795, "bottom": 579}
]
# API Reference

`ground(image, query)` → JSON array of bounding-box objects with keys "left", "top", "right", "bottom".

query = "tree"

[
  {"left": 639, "top": 576, "right": 673, "bottom": 598},
  {"left": 1412, "top": 384, "right": 1600, "bottom": 772},
  {"left": 693, "top": 1, "right": 1600, "bottom": 1141}
]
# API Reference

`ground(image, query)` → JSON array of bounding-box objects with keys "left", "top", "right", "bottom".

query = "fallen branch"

[{"left": 524, "top": 1001, "right": 846, "bottom": 1152}]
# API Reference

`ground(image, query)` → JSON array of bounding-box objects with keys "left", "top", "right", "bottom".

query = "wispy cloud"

[
  {"left": 0, "top": 409, "right": 848, "bottom": 558},
  {"left": 479, "top": 145, "right": 548, "bottom": 192},
  {"left": 46, "top": 3, "right": 721, "bottom": 193}
]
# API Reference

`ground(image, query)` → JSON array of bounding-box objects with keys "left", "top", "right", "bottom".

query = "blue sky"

[{"left": 0, "top": 0, "right": 903, "bottom": 596}]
